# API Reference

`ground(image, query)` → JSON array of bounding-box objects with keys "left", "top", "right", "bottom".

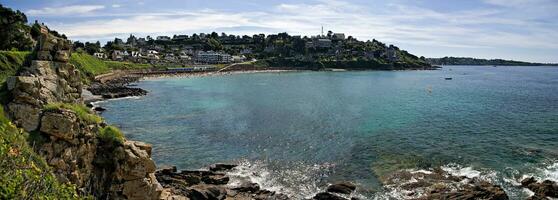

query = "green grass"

[
  {"left": 69, "top": 53, "right": 111, "bottom": 82},
  {"left": 0, "top": 51, "right": 32, "bottom": 84},
  {"left": 98, "top": 126, "right": 124, "bottom": 144},
  {"left": 43, "top": 103, "right": 102, "bottom": 124},
  {"left": 104, "top": 60, "right": 151, "bottom": 70},
  {"left": 0, "top": 107, "right": 80, "bottom": 199}
]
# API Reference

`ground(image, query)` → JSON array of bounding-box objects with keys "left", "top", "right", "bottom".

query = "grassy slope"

[
  {"left": 0, "top": 107, "right": 79, "bottom": 199},
  {"left": 0, "top": 51, "right": 32, "bottom": 85}
]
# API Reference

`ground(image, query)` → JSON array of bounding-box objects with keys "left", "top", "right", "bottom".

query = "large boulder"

[
  {"left": 40, "top": 110, "right": 79, "bottom": 141},
  {"left": 521, "top": 177, "right": 558, "bottom": 199},
  {"left": 115, "top": 141, "right": 157, "bottom": 181}
]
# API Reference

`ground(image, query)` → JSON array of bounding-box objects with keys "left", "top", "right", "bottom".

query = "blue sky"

[{"left": 2, "top": 0, "right": 558, "bottom": 62}]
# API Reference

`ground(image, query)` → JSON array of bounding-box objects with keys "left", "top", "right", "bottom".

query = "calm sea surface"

[{"left": 98, "top": 66, "right": 558, "bottom": 199}]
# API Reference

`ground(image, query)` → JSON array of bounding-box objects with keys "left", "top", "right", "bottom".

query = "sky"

[{"left": 2, "top": 0, "right": 557, "bottom": 63}]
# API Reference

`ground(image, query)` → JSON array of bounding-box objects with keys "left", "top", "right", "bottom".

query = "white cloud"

[
  {"left": 27, "top": 5, "right": 105, "bottom": 16},
  {"left": 112, "top": 4, "right": 121, "bottom": 8}
]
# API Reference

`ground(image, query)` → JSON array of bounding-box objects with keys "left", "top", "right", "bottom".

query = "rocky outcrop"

[
  {"left": 6, "top": 25, "right": 163, "bottom": 199},
  {"left": 381, "top": 168, "right": 508, "bottom": 200},
  {"left": 155, "top": 164, "right": 290, "bottom": 200},
  {"left": 521, "top": 177, "right": 558, "bottom": 199},
  {"left": 88, "top": 75, "right": 147, "bottom": 99}
]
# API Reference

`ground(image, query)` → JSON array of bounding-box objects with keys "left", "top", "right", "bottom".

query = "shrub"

[
  {"left": 43, "top": 103, "right": 102, "bottom": 124},
  {"left": 99, "top": 126, "right": 124, "bottom": 144}
]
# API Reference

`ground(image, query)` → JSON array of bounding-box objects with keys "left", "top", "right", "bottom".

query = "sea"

[{"left": 96, "top": 65, "right": 558, "bottom": 199}]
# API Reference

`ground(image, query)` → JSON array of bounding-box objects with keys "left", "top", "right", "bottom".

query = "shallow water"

[{"left": 98, "top": 66, "right": 558, "bottom": 199}]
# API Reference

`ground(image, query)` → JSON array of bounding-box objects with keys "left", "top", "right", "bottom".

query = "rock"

[
  {"left": 159, "top": 166, "right": 178, "bottom": 175},
  {"left": 201, "top": 174, "right": 229, "bottom": 185},
  {"left": 521, "top": 177, "right": 537, "bottom": 187},
  {"left": 122, "top": 176, "right": 163, "bottom": 200},
  {"left": 188, "top": 185, "right": 226, "bottom": 200},
  {"left": 233, "top": 182, "right": 260, "bottom": 193},
  {"left": 313, "top": 192, "right": 348, "bottom": 200},
  {"left": 93, "top": 107, "right": 106, "bottom": 112},
  {"left": 424, "top": 181, "right": 508, "bottom": 200},
  {"left": 7, "top": 103, "right": 41, "bottom": 131},
  {"left": 521, "top": 178, "right": 558, "bottom": 199},
  {"left": 209, "top": 163, "right": 237, "bottom": 172},
  {"left": 326, "top": 182, "right": 356, "bottom": 195},
  {"left": 40, "top": 110, "right": 79, "bottom": 141},
  {"left": 116, "top": 141, "right": 157, "bottom": 181},
  {"left": 55, "top": 50, "right": 70, "bottom": 62}
]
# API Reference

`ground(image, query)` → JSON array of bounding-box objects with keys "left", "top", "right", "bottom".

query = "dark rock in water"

[
  {"left": 423, "top": 181, "right": 508, "bottom": 200},
  {"left": 521, "top": 177, "right": 537, "bottom": 187},
  {"left": 93, "top": 107, "right": 106, "bottom": 112},
  {"left": 521, "top": 177, "right": 558, "bottom": 199},
  {"left": 158, "top": 166, "right": 177, "bottom": 175},
  {"left": 233, "top": 182, "right": 260, "bottom": 193},
  {"left": 86, "top": 103, "right": 94, "bottom": 107},
  {"left": 327, "top": 182, "right": 356, "bottom": 194},
  {"left": 313, "top": 192, "right": 348, "bottom": 200},
  {"left": 209, "top": 163, "right": 237, "bottom": 172},
  {"left": 201, "top": 174, "right": 229, "bottom": 185}
]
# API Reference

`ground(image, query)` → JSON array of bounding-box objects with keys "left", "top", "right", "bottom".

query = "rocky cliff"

[{"left": 5, "top": 25, "right": 164, "bottom": 199}]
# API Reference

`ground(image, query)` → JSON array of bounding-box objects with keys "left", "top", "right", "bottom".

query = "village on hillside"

[{"left": 75, "top": 28, "right": 412, "bottom": 69}]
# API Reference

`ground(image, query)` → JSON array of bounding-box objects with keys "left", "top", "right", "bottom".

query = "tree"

[{"left": 0, "top": 5, "right": 34, "bottom": 50}]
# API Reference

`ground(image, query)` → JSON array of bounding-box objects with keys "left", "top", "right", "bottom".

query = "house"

[
  {"left": 93, "top": 53, "right": 107, "bottom": 59},
  {"left": 130, "top": 51, "right": 142, "bottom": 58},
  {"left": 156, "top": 36, "right": 171, "bottom": 41},
  {"left": 195, "top": 51, "right": 232, "bottom": 64},
  {"left": 316, "top": 39, "right": 332, "bottom": 48},
  {"left": 111, "top": 50, "right": 128, "bottom": 61},
  {"left": 332, "top": 33, "right": 345, "bottom": 40},
  {"left": 173, "top": 35, "right": 189, "bottom": 41}
]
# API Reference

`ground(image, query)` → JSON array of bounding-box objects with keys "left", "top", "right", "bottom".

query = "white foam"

[
  {"left": 225, "top": 160, "right": 334, "bottom": 199},
  {"left": 441, "top": 165, "right": 481, "bottom": 179},
  {"left": 541, "top": 162, "right": 558, "bottom": 182}
]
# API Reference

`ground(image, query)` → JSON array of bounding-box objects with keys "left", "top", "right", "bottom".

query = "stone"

[
  {"left": 233, "top": 182, "right": 260, "bottom": 193},
  {"left": 116, "top": 141, "right": 157, "bottom": 181},
  {"left": 209, "top": 163, "right": 237, "bottom": 172},
  {"left": 201, "top": 174, "right": 229, "bottom": 185},
  {"left": 40, "top": 110, "right": 79, "bottom": 141},
  {"left": 326, "top": 182, "right": 356, "bottom": 195},
  {"left": 522, "top": 178, "right": 558, "bottom": 199},
  {"left": 188, "top": 185, "right": 226, "bottom": 200},
  {"left": 7, "top": 103, "right": 41, "bottom": 131},
  {"left": 122, "top": 177, "right": 163, "bottom": 200},
  {"left": 55, "top": 50, "right": 70, "bottom": 62},
  {"left": 313, "top": 192, "right": 348, "bottom": 200}
]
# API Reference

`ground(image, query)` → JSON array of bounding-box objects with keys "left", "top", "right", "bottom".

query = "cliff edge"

[{"left": 5, "top": 24, "right": 165, "bottom": 199}]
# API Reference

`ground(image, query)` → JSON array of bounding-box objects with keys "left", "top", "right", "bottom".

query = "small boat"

[{"left": 445, "top": 77, "right": 453, "bottom": 80}]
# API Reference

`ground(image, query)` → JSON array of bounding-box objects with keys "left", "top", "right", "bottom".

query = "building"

[
  {"left": 195, "top": 51, "right": 232, "bottom": 64},
  {"left": 313, "top": 39, "right": 332, "bottom": 48},
  {"left": 156, "top": 36, "right": 171, "bottom": 41},
  {"left": 93, "top": 52, "right": 107, "bottom": 59},
  {"left": 232, "top": 55, "right": 246, "bottom": 63},
  {"left": 111, "top": 50, "right": 129, "bottom": 61},
  {"left": 332, "top": 33, "right": 345, "bottom": 40}
]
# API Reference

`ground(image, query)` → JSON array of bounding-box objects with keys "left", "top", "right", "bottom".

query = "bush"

[
  {"left": 43, "top": 103, "right": 102, "bottom": 124},
  {"left": 98, "top": 126, "right": 124, "bottom": 144},
  {"left": 0, "top": 107, "right": 79, "bottom": 199}
]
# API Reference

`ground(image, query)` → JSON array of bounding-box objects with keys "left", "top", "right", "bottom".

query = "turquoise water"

[{"left": 98, "top": 66, "right": 558, "bottom": 199}]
